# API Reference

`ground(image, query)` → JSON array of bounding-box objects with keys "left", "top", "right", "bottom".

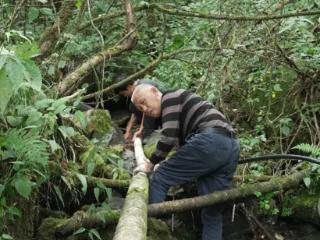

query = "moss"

[
  {"left": 72, "top": 132, "right": 93, "bottom": 152},
  {"left": 37, "top": 217, "right": 68, "bottom": 240},
  {"left": 143, "top": 132, "right": 160, "bottom": 159},
  {"left": 143, "top": 132, "right": 176, "bottom": 159},
  {"left": 147, "top": 218, "right": 177, "bottom": 240},
  {"left": 96, "top": 164, "right": 131, "bottom": 180},
  {"left": 80, "top": 146, "right": 105, "bottom": 167},
  {"left": 86, "top": 109, "right": 113, "bottom": 137}
]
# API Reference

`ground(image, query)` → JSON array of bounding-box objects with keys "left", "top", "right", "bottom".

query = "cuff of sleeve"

[{"left": 150, "top": 154, "right": 163, "bottom": 165}]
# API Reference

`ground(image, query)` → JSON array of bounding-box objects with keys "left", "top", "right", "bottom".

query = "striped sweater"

[{"left": 150, "top": 89, "right": 234, "bottom": 165}]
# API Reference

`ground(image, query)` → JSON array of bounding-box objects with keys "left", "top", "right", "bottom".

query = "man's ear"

[{"left": 150, "top": 86, "right": 158, "bottom": 94}]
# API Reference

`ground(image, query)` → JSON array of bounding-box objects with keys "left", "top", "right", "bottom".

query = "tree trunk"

[
  {"left": 54, "top": 171, "right": 305, "bottom": 238},
  {"left": 147, "top": 171, "right": 305, "bottom": 216},
  {"left": 113, "top": 138, "right": 149, "bottom": 240}
]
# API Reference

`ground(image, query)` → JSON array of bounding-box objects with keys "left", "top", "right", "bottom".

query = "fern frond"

[
  {"left": 292, "top": 143, "right": 320, "bottom": 158},
  {"left": 3, "top": 128, "right": 49, "bottom": 169}
]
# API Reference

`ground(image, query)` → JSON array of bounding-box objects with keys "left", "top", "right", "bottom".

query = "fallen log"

[
  {"left": 113, "top": 137, "right": 149, "bottom": 240},
  {"left": 55, "top": 171, "right": 305, "bottom": 238},
  {"left": 147, "top": 171, "right": 305, "bottom": 216}
]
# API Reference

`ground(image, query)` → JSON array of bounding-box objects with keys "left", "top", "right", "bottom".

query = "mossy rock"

[
  {"left": 143, "top": 132, "right": 160, "bottom": 159},
  {"left": 86, "top": 109, "right": 113, "bottom": 137},
  {"left": 143, "top": 131, "right": 176, "bottom": 160},
  {"left": 71, "top": 132, "right": 93, "bottom": 152}
]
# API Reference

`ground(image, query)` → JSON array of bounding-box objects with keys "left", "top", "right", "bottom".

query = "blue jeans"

[{"left": 149, "top": 130, "right": 240, "bottom": 240}]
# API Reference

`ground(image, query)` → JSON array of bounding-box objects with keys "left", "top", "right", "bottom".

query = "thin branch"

[
  {"left": 77, "top": 2, "right": 319, "bottom": 33},
  {"left": 58, "top": 0, "right": 138, "bottom": 96},
  {"left": 81, "top": 47, "right": 218, "bottom": 100},
  {"left": 151, "top": 4, "right": 320, "bottom": 21}
]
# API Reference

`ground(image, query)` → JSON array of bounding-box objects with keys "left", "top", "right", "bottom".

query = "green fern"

[
  {"left": 292, "top": 143, "right": 320, "bottom": 158},
  {"left": 3, "top": 128, "right": 49, "bottom": 169}
]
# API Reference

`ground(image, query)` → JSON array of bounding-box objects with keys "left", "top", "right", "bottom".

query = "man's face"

[
  {"left": 133, "top": 87, "right": 162, "bottom": 117},
  {"left": 119, "top": 85, "right": 134, "bottom": 97}
]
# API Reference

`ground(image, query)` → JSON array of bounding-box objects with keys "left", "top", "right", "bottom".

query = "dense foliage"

[{"left": 0, "top": 0, "right": 319, "bottom": 239}]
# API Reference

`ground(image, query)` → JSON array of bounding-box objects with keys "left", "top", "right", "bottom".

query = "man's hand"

[
  {"left": 133, "top": 161, "right": 154, "bottom": 175},
  {"left": 124, "top": 130, "right": 132, "bottom": 141},
  {"left": 133, "top": 128, "right": 143, "bottom": 140}
]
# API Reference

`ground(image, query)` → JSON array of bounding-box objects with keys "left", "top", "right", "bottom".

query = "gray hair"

[{"left": 131, "top": 84, "right": 154, "bottom": 103}]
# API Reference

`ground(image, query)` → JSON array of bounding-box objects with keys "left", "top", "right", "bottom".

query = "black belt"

[{"left": 196, "top": 127, "right": 236, "bottom": 138}]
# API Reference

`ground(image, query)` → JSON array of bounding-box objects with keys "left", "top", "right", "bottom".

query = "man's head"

[
  {"left": 131, "top": 84, "right": 163, "bottom": 117},
  {"left": 114, "top": 74, "right": 135, "bottom": 97}
]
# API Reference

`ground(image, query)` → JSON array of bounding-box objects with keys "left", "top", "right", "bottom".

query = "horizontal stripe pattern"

[{"left": 150, "top": 89, "right": 234, "bottom": 164}]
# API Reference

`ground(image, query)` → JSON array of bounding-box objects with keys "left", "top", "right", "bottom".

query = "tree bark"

[
  {"left": 58, "top": 0, "right": 137, "bottom": 96},
  {"left": 147, "top": 171, "right": 305, "bottom": 216},
  {"left": 39, "top": 0, "right": 76, "bottom": 56},
  {"left": 54, "top": 171, "right": 305, "bottom": 238},
  {"left": 113, "top": 138, "right": 149, "bottom": 240}
]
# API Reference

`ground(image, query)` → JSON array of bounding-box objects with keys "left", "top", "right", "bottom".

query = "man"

[
  {"left": 131, "top": 84, "right": 240, "bottom": 240},
  {"left": 114, "top": 78, "right": 167, "bottom": 141}
]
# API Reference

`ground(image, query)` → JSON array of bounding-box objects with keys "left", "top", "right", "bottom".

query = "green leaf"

[
  {"left": 14, "top": 176, "right": 32, "bottom": 199},
  {"left": 58, "top": 60, "right": 66, "bottom": 69},
  {"left": 28, "top": 7, "right": 39, "bottom": 22},
  {"left": 0, "top": 69, "right": 14, "bottom": 114},
  {"left": 76, "top": 173, "right": 87, "bottom": 194},
  {"left": 22, "top": 59, "right": 42, "bottom": 91},
  {"left": 61, "top": 176, "right": 72, "bottom": 190},
  {"left": 303, "top": 176, "right": 311, "bottom": 188},
  {"left": 48, "top": 65, "right": 55, "bottom": 76},
  {"left": 89, "top": 229, "right": 102, "bottom": 240},
  {"left": 0, "top": 184, "right": 5, "bottom": 196},
  {"left": 6, "top": 116, "right": 23, "bottom": 127},
  {"left": 48, "top": 140, "right": 61, "bottom": 153},
  {"left": 53, "top": 184, "right": 64, "bottom": 206},
  {"left": 281, "top": 126, "right": 290, "bottom": 136},
  {"left": 34, "top": 98, "right": 54, "bottom": 109},
  {"left": 0, "top": 54, "right": 8, "bottom": 70},
  {"left": 14, "top": 42, "right": 40, "bottom": 59},
  {"left": 76, "top": 0, "right": 83, "bottom": 9},
  {"left": 72, "top": 227, "right": 86, "bottom": 236},
  {"left": 58, "top": 126, "right": 75, "bottom": 139},
  {"left": 8, "top": 206, "right": 21, "bottom": 219},
  {"left": 1, "top": 234, "right": 14, "bottom": 240},
  {"left": 273, "top": 84, "right": 282, "bottom": 92},
  {"left": 94, "top": 187, "right": 100, "bottom": 202},
  {"left": 87, "top": 162, "right": 95, "bottom": 176},
  {"left": 74, "top": 110, "right": 87, "bottom": 128},
  {"left": 40, "top": 8, "right": 53, "bottom": 16},
  {"left": 254, "top": 191, "right": 262, "bottom": 197},
  {"left": 5, "top": 58, "right": 24, "bottom": 90}
]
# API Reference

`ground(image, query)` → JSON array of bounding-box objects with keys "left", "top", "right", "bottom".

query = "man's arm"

[
  {"left": 150, "top": 102, "right": 181, "bottom": 165},
  {"left": 124, "top": 113, "right": 137, "bottom": 141}
]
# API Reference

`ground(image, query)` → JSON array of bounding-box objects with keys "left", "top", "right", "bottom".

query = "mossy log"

[
  {"left": 148, "top": 171, "right": 305, "bottom": 216},
  {"left": 55, "top": 210, "right": 121, "bottom": 238},
  {"left": 55, "top": 171, "right": 305, "bottom": 238},
  {"left": 87, "top": 176, "right": 130, "bottom": 188},
  {"left": 113, "top": 138, "right": 149, "bottom": 240}
]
